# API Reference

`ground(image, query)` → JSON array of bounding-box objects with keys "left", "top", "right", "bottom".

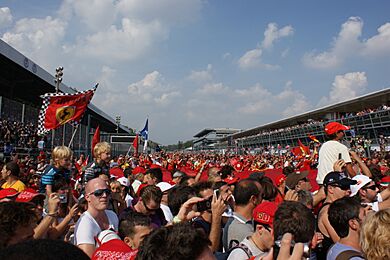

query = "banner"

[
  {"left": 38, "top": 84, "right": 98, "bottom": 135},
  {"left": 91, "top": 125, "right": 100, "bottom": 156}
]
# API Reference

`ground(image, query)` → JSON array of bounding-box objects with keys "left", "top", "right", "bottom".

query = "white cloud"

[
  {"left": 198, "top": 82, "right": 229, "bottom": 95},
  {"left": 238, "top": 48, "right": 262, "bottom": 69},
  {"left": 0, "top": 7, "right": 12, "bottom": 28},
  {"left": 59, "top": 0, "right": 116, "bottom": 31},
  {"left": 262, "top": 23, "right": 294, "bottom": 49},
  {"left": 238, "top": 22, "right": 293, "bottom": 70},
  {"left": 303, "top": 17, "right": 390, "bottom": 68},
  {"left": 1, "top": 16, "right": 67, "bottom": 68},
  {"left": 363, "top": 23, "right": 390, "bottom": 57},
  {"left": 116, "top": 0, "right": 202, "bottom": 25},
  {"left": 188, "top": 64, "right": 213, "bottom": 82},
  {"left": 318, "top": 72, "right": 368, "bottom": 106},
  {"left": 303, "top": 17, "right": 363, "bottom": 69},
  {"left": 127, "top": 71, "right": 179, "bottom": 106},
  {"left": 73, "top": 18, "right": 168, "bottom": 62}
]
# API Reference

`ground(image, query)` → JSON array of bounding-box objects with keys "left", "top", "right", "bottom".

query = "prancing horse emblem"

[{"left": 56, "top": 106, "right": 75, "bottom": 125}]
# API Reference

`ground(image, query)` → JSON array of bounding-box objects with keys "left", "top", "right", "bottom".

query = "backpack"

[
  {"left": 335, "top": 250, "right": 365, "bottom": 260},
  {"left": 215, "top": 243, "right": 253, "bottom": 260}
]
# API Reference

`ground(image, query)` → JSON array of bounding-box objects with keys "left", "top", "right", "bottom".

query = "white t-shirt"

[
  {"left": 74, "top": 210, "right": 119, "bottom": 246},
  {"left": 160, "top": 204, "right": 173, "bottom": 223},
  {"left": 317, "top": 140, "right": 351, "bottom": 184},
  {"left": 125, "top": 194, "right": 133, "bottom": 208}
]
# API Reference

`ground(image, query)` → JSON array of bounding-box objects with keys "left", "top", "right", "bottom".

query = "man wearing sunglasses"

[
  {"left": 227, "top": 201, "right": 277, "bottom": 259},
  {"left": 316, "top": 172, "right": 357, "bottom": 259},
  {"left": 74, "top": 178, "right": 119, "bottom": 258},
  {"left": 350, "top": 175, "right": 390, "bottom": 211}
]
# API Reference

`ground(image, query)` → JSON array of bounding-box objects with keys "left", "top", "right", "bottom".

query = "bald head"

[{"left": 85, "top": 177, "right": 107, "bottom": 194}]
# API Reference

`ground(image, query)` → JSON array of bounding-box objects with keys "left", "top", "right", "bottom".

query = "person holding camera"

[{"left": 192, "top": 181, "right": 227, "bottom": 252}]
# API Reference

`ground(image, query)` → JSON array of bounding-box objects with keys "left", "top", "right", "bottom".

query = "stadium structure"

[
  {"left": 193, "top": 128, "right": 241, "bottom": 150},
  {"left": 218, "top": 88, "right": 390, "bottom": 151},
  {"left": 0, "top": 39, "right": 139, "bottom": 155}
]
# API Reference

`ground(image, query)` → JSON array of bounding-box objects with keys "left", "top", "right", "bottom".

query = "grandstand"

[
  {"left": 0, "top": 39, "right": 135, "bottom": 156},
  {"left": 220, "top": 88, "right": 390, "bottom": 150}
]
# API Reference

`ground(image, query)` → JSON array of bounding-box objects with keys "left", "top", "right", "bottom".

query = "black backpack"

[{"left": 215, "top": 243, "right": 253, "bottom": 260}]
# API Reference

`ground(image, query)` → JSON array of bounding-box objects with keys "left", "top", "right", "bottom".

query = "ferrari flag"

[{"left": 38, "top": 84, "right": 98, "bottom": 135}]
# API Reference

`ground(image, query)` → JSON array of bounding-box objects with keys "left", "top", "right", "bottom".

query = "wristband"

[
  {"left": 172, "top": 215, "right": 182, "bottom": 224},
  {"left": 47, "top": 212, "right": 58, "bottom": 217}
]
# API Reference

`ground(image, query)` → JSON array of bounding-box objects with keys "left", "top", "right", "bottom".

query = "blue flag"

[{"left": 139, "top": 119, "right": 148, "bottom": 140}]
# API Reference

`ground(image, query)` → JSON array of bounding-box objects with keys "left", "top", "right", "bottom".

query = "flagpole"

[
  {"left": 68, "top": 124, "right": 79, "bottom": 148},
  {"left": 52, "top": 66, "right": 63, "bottom": 149}
]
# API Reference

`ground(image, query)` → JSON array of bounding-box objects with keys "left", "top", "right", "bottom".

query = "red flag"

[
  {"left": 308, "top": 134, "right": 320, "bottom": 143},
  {"left": 298, "top": 139, "right": 310, "bottom": 155},
  {"left": 38, "top": 85, "right": 97, "bottom": 135},
  {"left": 92, "top": 125, "right": 100, "bottom": 156},
  {"left": 133, "top": 134, "right": 139, "bottom": 156}
]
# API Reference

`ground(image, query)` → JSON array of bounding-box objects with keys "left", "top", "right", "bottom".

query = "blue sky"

[{"left": 1, "top": 0, "right": 390, "bottom": 144}]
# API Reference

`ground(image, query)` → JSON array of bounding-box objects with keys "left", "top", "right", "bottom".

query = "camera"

[
  {"left": 274, "top": 237, "right": 310, "bottom": 260},
  {"left": 196, "top": 197, "right": 212, "bottom": 212},
  {"left": 59, "top": 194, "right": 67, "bottom": 204}
]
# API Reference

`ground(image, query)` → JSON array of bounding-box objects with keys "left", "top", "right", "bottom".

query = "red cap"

[
  {"left": 0, "top": 188, "right": 19, "bottom": 200},
  {"left": 380, "top": 176, "right": 390, "bottom": 187},
  {"left": 223, "top": 176, "right": 239, "bottom": 185},
  {"left": 132, "top": 166, "right": 146, "bottom": 175},
  {"left": 324, "top": 122, "right": 350, "bottom": 135},
  {"left": 15, "top": 188, "right": 45, "bottom": 203},
  {"left": 253, "top": 201, "right": 278, "bottom": 227}
]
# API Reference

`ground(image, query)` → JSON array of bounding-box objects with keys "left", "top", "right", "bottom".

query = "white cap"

[
  {"left": 156, "top": 182, "right": 174, "bottom": 193},
  {"left": 350, "top": 175, "right": 372, "bottom": 197},
  {"left": 118, "top": 177, "right": 130, "bottom": 187},
  {"left": 97, "top": 229, "right": 120, "bottom": 245}
]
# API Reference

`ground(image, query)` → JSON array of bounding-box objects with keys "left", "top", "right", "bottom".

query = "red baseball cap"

[
  {"left": 253, "top": 201, "right": 278, "bottom": 227},
  {"left": 324, "top": 122, "right": 350, "bottom": 135},
  {"left": 132, "top": 166, "right": 146, "bottom": 175},
  {"left": 15, "top": 188, "right": 45, "bottom": 203},
  {"left": 0, "top": 188, "right": 19, "bottom": 200},
  {"left": 223, "top": 176, "right": 239, "bottom": 185},
  {"left": 380, "top": 176, "right": 390, "bottom": 187}
]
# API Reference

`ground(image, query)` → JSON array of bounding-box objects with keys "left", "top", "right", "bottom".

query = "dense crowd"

[
  {"left": 0, "top": 121, "right": 390, "bottom": 259},
  {"left": 0, "top": 119, "right": 40, "bottom": 153}
]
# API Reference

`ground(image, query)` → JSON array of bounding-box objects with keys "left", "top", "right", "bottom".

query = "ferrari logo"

[{"left": 56, "top": 106, "right": 75, "bottom": 125}]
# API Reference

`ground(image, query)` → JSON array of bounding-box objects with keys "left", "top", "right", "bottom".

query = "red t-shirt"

[{"left": 92, "top": 239, "right": 137, "bottom": 260}]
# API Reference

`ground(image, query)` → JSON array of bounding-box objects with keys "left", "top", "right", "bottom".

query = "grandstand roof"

[
  {"left": 231, "top": 88, "right": 390, "bottom": 139},
  {"left": 194, "top": 128, "right": 241, "bottom": 138},
  {"left": 0, "top": 39, "right": 130, "bottom": 133}
]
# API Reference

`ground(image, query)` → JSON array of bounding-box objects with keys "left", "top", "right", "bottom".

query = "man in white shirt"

[
  {"left": 74, "top": 178, "right": 118, "bottom": 257},
  {"left": 156, "top": 182, "right": 174, "bottom": 223},
  {"left": 317, "top": 122, "right": 356, "bottom": 184}
]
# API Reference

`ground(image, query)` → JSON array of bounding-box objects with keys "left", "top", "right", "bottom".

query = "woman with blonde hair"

[{"left": 360, "top": 208, "right": 390, "bottom": 259}]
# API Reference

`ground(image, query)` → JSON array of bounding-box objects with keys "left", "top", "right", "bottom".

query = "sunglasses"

[
  {"left": 363, "top": 184, "right": 377, "bottom": 191},
  {"left": 331, "top": 184, "right": 350, "bottom": 191},
  {"left": 143, "top": 200, "right": 159, "bottom": 213},
  {"left": 88, "top": 188, "right": 111, "bottom": 197},
  {"left": 254, "top": 221, "right": 272, "bottom": 232}
]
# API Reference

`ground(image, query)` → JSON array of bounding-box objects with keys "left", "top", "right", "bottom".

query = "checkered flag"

[{"left": 37, "top": 84, "right": 98, "bottom": 136}]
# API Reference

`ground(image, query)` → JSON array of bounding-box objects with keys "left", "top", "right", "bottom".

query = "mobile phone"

[
  {"left": 196, "top": 197, "right": 212, "bottom": 212},
  {"left": 214, "top": 189, "right": 220, "bottom": 199},
  {"left": 338, "top": 153, "right": 342, "bottom": 160},
  {"left": 59, "top": 194, "right": 67, "bottom": 204}
]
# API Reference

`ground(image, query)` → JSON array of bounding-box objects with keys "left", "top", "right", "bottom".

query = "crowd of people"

[{"left": 0, "top": 121, "right": 389, "bottom": 259}]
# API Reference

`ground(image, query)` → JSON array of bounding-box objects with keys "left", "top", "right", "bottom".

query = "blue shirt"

[
  {"left": 39, "top": 165, "right": 70, "bottom": 193},
  {"left": 327, "top": 242, "right": 364, "bottom": 260}
]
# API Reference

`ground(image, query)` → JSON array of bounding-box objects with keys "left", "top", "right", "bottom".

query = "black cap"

[{"left": 323, "top": 172, "right": 357, "bottom": 187}]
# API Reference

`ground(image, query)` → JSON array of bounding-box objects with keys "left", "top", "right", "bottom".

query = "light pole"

[
  {"left": 115, "top": 115, "right": 121, "bottom": 133},
  {"left": 52, "top": 66, "right": 64, "bottom": 148},
  {"left": 54, "top": 67, "right": 63, "bottom": 94}
]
